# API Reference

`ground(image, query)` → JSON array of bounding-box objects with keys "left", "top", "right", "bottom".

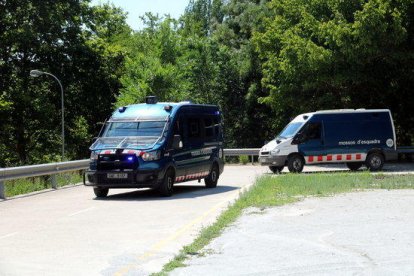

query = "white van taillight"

[{"left": 140, "top": 151, "right": 161, "bottom": 161}]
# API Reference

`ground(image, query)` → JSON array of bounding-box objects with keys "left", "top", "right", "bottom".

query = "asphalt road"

[
  {"left": 171, "top": 190, "right": 414, "bottom": 275},
  {"left": 170, "top": 163, "right": 414, "bottom": 276},
  {"left": 0, "top": 165, "right": 267, "bottom": 276},
  {"left": 0, "top": 163, "right": 412, "bottom": 275}
]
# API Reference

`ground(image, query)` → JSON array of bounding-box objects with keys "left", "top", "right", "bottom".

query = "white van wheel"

[{"left": 287, "top": 154, "right": 304, "bottom": 173}]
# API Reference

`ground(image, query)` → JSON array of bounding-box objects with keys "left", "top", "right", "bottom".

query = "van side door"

[
  {"left": 185, "top": 115, "right": 206, "bottom": 177},
  {"left": 169, "top": 115, "right": 188, "bottom": 181},
  {"left": 171, "top": 113, "right": 205, "bottom": 181},
  {"left": 199, "top": 115, "right": 218, "bottom": 173},
  {"left": 295, "top": 121, "right": 326, "bottom": 163}
]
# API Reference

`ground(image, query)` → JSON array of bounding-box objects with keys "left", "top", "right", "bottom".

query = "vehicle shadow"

[
  {"left": 263, "top": 162, "right": 414, "bottom": 175},
  {"left": 380, "top": 162, "right": 414, "bottom": 173},
  {"left": 94, "top": 184, "right": 238, "bottom": 201}
]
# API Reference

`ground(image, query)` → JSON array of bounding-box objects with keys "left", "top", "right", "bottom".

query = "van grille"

[{"left": 97, "top": 154, "right": 138, "bottom": 171}]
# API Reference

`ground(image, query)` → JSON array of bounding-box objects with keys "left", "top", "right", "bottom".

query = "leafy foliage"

[
  {"left": 1, "top": 0, "right": 413, "bottom": 167},
  {"left": 254, "top": 0, "right": 414, "bottom": 144},
  {"left": 0, "top": 0, "right": 131, "bottom": 166}
]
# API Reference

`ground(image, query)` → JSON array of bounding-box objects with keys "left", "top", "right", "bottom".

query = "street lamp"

[{"left": 30, "top": 70, "right": 65, "bottom": 160}]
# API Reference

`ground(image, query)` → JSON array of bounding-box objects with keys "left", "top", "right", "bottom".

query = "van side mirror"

[
  {"left": 172, "top": 135, "right": 183, "bottom": 149},
  {"left": 292, "top": 133, "right": 304, "bottom": 145}
]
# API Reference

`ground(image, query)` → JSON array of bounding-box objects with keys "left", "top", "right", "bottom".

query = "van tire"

[
  {"left": 366, "top": 152, "right": 385, "bottom": 171},
  {"left": 205, "top": 164, "right": 219, "bottom": 188},
  {"left": 287, "top": 154, "right": 304, "bottom": 173},
  {"left": 346, "top": 162, "right": 363, "bottom": 171},
  {"left": 158, "top": 168, "right": 175, "bottom": 197},
  {"left": 94, "top": 187, "right": 109, "bottom": 198},
  {"left": 269, "top": 166, "right": 284, "bottom": 174}
]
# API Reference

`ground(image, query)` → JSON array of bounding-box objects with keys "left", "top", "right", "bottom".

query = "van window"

[
  {"left": 214, "top": 117, "right": 220, "bottom": 138},
  {"left": 104, "top": 121, "right": 166, "bottom": 137},
  {"left": 278, "top": 122, "right": 303, "bottom": 139},
  {"left": 301, "top": 122, "right": 321, "bottom": 141},
  {"left": 188, "top": 117, "right": 201, "bottom": 139},
  {"left": 204, "top": 117, "right": 214, "bottom": 139},
  {"left": 174, "top": 117, "right": 184, "bottom": 136}
]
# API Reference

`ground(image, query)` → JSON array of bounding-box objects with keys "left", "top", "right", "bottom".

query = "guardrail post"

[
  {"left": 251, "top": 155, "right": 254, "bottom": 165},
  {"left": 50, "top": 175, "right": 57, "bottom": 189},
  {"left": 0, "top": 181, "right": 5, "bottom": 199}
]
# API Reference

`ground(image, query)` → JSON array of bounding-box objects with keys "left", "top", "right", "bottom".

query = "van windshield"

[
  {"left": 278, "top": 122, "right": 304, "bottom": 139},
  {"left": 103, "top": 121, "right": 166, "bottom": 137},
  {"left": 90, "top": 121, "right": 167, "bottom": 150}
]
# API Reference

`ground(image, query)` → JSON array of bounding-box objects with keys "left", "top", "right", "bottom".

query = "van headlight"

[
  {"left": 270, "top": 149, "right": 280, "bottom": 155},
  {"left": 140, "top": 150, "right": 161, "bottom": 161}
]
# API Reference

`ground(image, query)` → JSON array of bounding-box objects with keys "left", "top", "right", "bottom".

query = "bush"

[{"left": 239, "top": 155, "right": 249, "bottom": 165}]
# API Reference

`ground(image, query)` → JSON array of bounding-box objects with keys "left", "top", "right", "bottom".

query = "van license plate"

[{"left": 107, "top": 173, "right": 128, "bottom": 179}]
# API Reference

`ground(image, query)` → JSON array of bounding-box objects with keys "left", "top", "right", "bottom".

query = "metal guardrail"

[
  {"left": 224, "top": 148, "right": 260, "bottom": 156},
  {"left": 1, "top": 146, "right": 410, "bottom": 199},
  {"left": 0, "top": 149, "right": 260, "bottom": 199},
  {"left": 397, "top": 146, "right": 414, "bottom": 153},
  {"left": 0, "top": 160, "right": 90, "bottom": 199},
  {"left": 0, "top": 160, "right": 90, "bottom": 182}
]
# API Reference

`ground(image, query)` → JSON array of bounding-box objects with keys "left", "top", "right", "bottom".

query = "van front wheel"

[
  {"left": 366, "top": 152, "right": 384, "bottom": 171},
  {"left": 287, "top": 155, "right": 304, "bottom": 173},
  {"left": 93, "top": 187, "right": 109, "bottom": 198},
  {"left": 205, "top": 164, "right": 219, "bottom": 188},
  {"left": 158, "top": 169, "right": 174, "bottom": 197}
]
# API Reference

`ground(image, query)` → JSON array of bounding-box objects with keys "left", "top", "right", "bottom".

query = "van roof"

[
  {"left": 291, "top": 109, "right": 391, "bottom": 123},
  {"left": 109, "top": 102, "right": 218, "bottom": 122},
  {"left": 313, "top": 109, "right": 390, "bottom": 114}
]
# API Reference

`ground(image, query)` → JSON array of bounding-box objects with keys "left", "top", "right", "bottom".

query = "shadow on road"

[
  {"left": 95, "top": 184, "right": 238, "bottom": 201},
  {"left": 263, "top": 162, "right": 414, "bottom": 175}
]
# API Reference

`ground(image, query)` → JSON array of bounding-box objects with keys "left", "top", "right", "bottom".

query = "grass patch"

[
  {"left": 154, "top": 172, "right": 414, "bottom": 275},
  {"left": 4, "top": 171, "right": 84, "bottom": 198}
]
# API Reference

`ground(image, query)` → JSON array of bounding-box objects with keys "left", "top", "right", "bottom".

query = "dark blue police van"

[
  {"left": 259, "top": 109, "right": 398, "bottom": 172},
  {"left": 84, "top": 96, "right": 224, "bottom": 197}
]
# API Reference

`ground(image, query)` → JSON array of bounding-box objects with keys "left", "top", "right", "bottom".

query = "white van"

[{"left": 259, "top": 109, "right": 397, "bottom": 173}]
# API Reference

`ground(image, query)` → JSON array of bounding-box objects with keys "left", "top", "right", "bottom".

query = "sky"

[{"left": 91, "top": 0, "right": 190, "bottom": 30}]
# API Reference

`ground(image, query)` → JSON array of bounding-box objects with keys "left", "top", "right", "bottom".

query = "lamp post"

[{"left": 30, "top": 70, "right": 65, "bottom": 160}]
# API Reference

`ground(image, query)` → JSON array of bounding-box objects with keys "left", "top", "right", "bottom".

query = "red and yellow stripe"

[
  {"left": 306, "top": 153, "right": 366, "bottom": 164},
  {"left": 175, "top": 171, "right": 210, "bottom": 182}
]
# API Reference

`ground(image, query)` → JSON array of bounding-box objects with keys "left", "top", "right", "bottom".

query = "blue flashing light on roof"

[
  {"left": 118, "top": 106, "right": 127, "bottom": 113},
  {"left": 215, "top": 111, "right": 220, "bottom": 115}
]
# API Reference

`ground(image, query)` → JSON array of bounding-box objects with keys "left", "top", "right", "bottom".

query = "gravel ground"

[{"left": 171, "top": 189, "right": 414, "bottom": 275}]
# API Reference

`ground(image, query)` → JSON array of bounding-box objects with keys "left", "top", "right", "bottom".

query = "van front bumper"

[
  {"left": 259, "top": 155, "right": 287, "bottom": 166},
  {"left": 84, "top": 169, "right": 163, "bottom": 188}
]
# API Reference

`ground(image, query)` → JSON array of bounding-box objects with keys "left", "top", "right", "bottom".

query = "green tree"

[
  {"left": 208, "top": 0, "right": 274, "bottom": 147},
  {"left": 0, "top": 1, "right": 130, "bottom": 165},
  {"left": 116, "top": 15, "right": 189, "bottom": 106},
  {"left": 254, "top": 0, "right": 414, "bottom": 144}
]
